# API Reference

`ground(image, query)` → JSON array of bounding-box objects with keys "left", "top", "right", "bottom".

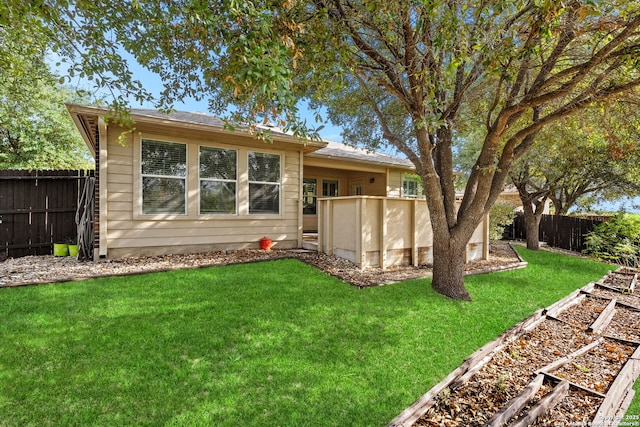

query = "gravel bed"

[{"left": 0, "top": 241, "right": 522, "bottom": 288}]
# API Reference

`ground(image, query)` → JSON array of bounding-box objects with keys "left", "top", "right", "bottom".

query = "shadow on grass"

[{"left": 0, "top": 249, "right": 612, "bottom": 426}]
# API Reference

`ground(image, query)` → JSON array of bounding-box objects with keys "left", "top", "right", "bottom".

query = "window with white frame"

[
  {"left": 141, "top": 139, "right": 187, "bottom": 214},
  {"left": 248, "top": 151, "right": 281, "bottom": 214},
  {"left": 402, "top": 175, "right": 420, "bottom": 198},
  {"left": 199, "top": 146, "right": 237, "bottom": 214}
]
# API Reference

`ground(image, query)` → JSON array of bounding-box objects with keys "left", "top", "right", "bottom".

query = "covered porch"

[{"left": 302, "top": 141, "right": 417, "bottom": 233}]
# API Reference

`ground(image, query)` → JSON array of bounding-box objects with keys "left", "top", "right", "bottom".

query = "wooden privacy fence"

[
  {"left": 0, "top": 170, "right": 94, "bottom": 259},
  {"left": 504, "top": 213, "right": 603, "bottom": 252}
]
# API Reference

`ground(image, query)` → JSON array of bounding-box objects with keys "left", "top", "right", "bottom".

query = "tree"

[
  {"left": 5, "top": 1, "right": 640, "bottom": 299},
  {"left": 509, "top": 97, "right": 640, "bottom": 249},
  {"left": 0, "top": 23, "right": 94, "bottom": 169}
]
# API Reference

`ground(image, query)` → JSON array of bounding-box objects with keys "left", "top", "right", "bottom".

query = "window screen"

[
  {"left": 141, "top": 139, "right": 186, "bottom": 214},
  {"left": 248, "top": 152, "right": 280, "bottom": 214},
  {"left": 199, "top": 146, "right": 237, "bottom": 214}
]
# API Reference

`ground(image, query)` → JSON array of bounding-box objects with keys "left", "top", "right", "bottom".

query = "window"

[
  {"left": 322, "top": 180, "right": 339, "bottom": 197},
  {"left": 303, "top": 178, "right": 317, "bottom": 215},
  {"left": 402, "top": 175, "right": 421, "bottom": 198},
  {"left": 248, "top": 151, "right": 280, "bottom": 214},
  {"left": 199, "top": 146, "right": 237, "bottom": 214},
  {"left": 141, "top": 139, "right": 186, "bottom": 214}
]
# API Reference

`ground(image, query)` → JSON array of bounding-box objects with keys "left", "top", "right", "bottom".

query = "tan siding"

[
  {"left": 102, "top": 124, "right": 303, "bottom": 258},
  {"left": 108, "top": 202, "right": 134, "bottom": 212},
  {"left": 107, "top": 218, "right": 296, "bottom": 229},
  {"left": 387, "top": 169, "right": 403, "bottom": 198},
  {"left": 109, "top": 223, "right": 295, "bottom": 240},
  {"left": 107, "top": 192, "right": 132, "bottom": 202},
  {"left": 344, "top": 171, "right": 387, "bottom": 196},
  {"left": 107, "top": 163, "right": 133, "bottom": 176}
]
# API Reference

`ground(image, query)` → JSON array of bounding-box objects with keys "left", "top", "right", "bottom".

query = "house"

[
  {"left": 497, "top": 185, "right": 552, "bottom": 214},
  {"left": 67, "top": 104, "right": 487, "bottom": 267}
]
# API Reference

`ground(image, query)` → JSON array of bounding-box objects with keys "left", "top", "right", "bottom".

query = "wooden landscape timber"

[{"left": 388, "top": 268, "right": 640, "bottom": 427}]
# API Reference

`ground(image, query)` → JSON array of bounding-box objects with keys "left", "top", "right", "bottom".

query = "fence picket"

[
  {"left": 504, "top": 213, "right": 603, "bottom": 253},
  {"left": 0, "top": 170, "right": 94, "bottom": 259}
]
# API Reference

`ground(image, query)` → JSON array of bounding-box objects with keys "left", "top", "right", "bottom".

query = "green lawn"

[{"left": 0, "top": 247, "right": 613, "bottom": 426}]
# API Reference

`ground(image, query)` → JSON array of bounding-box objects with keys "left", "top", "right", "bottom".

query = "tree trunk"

[
  {"left": 522, "top": 202, "right": 543, "bottom": 250},
  {"left": 431, "top": 231, "right": 472, "bottom": 301}
]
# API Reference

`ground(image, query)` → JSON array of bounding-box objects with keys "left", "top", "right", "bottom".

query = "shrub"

[
  {"left": 583, "top": 213, "right": 640, "bottom": 266},
  {"left": 490, "top": 202, "right": 517, "bottom": 241}
]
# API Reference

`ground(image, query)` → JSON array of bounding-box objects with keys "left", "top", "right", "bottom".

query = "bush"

[
  {"left": 583, "top": 213, "right": 640, "bottom": 266},
  {"left": 490, "top": 202, "right": 517, "bottom": 241}
]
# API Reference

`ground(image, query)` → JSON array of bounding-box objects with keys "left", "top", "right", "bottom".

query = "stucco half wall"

[{"left": 317, "top": 196, "right": 489, "bottom": 269}]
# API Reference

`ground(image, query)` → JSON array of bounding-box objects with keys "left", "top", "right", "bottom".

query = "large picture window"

[
  {"left": 248, "top": 151, "right": 280, "bottom": 214},
  {"left": 141, "top": 139, "right": 186, "bottom": 214},
  {"left": 199, "top": 146, "right": 237, "bottom": 214}
]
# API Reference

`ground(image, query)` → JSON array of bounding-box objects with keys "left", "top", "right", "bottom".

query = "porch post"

[
  {"left": 412, "top": 199, "right": 418, "bottom": 267},
  {"left": 325, "top": 199, "right": 334, "bottom": 256},
  {"left": 379, "top": 198, "right": 387, "bottom": 269},
  {"left": 318, "top": 199, "right": 324, "bottom": 252},
  {"left": 297, "top": 151, "right": 304, "bottom": 248},
  {"left": 97, "top": 117, "right": 108, "bottom": 260},
  {"left": 357, "top": 198, "right": 365, "bottom": 268}
]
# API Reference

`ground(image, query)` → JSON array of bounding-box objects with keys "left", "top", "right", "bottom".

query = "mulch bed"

[
  {"left": 398, "top": 268, "right": 640, "bottom": 427},
  {"left": 0, "top": 241, "right": 524, "bottom": 288}
]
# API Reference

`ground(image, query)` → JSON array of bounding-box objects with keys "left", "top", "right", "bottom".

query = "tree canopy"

[
  {"left": 4, "top": 0, "right": 640, "bottom": 299},
  {"left": 512, "top": 96, "right": 640, "bottom": 213},
  {"left": 0, "top": 20, "right": 94, "bottom": 169}
]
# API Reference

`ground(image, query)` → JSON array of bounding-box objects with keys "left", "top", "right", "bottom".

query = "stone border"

[{"left": 464, "top": 242, "right": 528, "bottom": 276}]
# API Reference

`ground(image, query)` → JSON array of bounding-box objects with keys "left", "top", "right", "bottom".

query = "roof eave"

[
  {"left": 306, "top": 152, "right": 415, "bottom": 171},
  {"left": 65, "top": 103, "right": 327, "bottom": 152}
]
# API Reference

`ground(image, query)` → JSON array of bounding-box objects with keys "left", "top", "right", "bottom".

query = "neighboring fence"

[
  {"left": 0, "top": 170, "right": 94, "bottom": 259},
  {"left": 504, "top": 213, "right": 603, "bottom": 252}
]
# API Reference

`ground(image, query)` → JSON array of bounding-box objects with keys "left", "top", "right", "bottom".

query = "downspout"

[{"left": 98, "top": 117, "right": 108, "bottom": 259}]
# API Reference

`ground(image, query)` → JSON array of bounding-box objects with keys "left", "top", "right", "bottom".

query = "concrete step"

[{"left": 302, "top": 240, "right": 318, "bottom": 251}]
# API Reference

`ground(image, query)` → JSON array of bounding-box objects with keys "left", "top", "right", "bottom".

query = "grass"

[{"left": 0, "top": 247, "right": 613, "bottom": 426}]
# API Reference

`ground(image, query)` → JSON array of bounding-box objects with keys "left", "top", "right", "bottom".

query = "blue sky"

[
  {"left": 65, "top": 54, "right": 347, "bottom": 143},
  {"left": 60, "top": 55, "right": 639, "bottom": 214}
]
